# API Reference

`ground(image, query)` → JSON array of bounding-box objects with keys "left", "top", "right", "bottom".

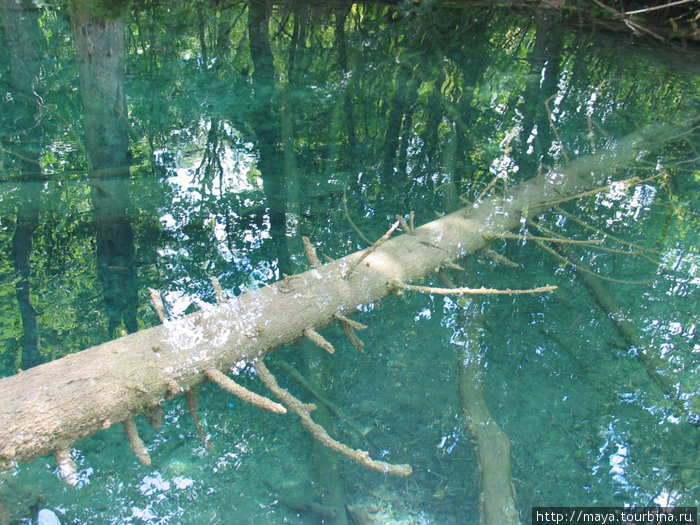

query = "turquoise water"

[{"left": 0, "top": 1, "right": 698, "bottom": 523}]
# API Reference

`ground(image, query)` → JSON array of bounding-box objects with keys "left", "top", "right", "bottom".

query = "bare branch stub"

[
  {"left": 185, "top": 388, "right": 211, "bottom": 449},
  {"left": 210, "top": 276, "right": 226, "bottom": 304},
  {"left": 333, "top": 313, "right": 367, "bottom": 331},
  {"left": 484, "top": 248, "right": 520, "bottom": 268},
  {"left": 148, "top": 288, "right": 166, "bottom": 323},
  {"left": 145, "top": 404, "right": 164, "bottom": 430},
  {"left": 303, "top": 327, "right": 336, "bottom": 354},
  {"left": 205, "top": 368, "right": 286, "bottom": 414},
  {"left": 278, "top": 361, "right": 370, "bottom": 442},
  {"left": 302, "top": 236, "right": 321, "bottom": 267},
  {"left": 54, "top": 449, "right": 78, "bottom": 486},
  {"left": 334, "top": 313, "right": 367, "bottom": 353},
  {"left": 254, "top": 360, "right": 412, "bottom": 477},
  {"left": 123, "top": 418, "right": 151, "bottom": 467}
]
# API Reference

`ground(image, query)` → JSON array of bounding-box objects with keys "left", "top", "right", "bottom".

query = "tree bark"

[{"left": 0, "top": 121, "right": 686, "bottom": 474}]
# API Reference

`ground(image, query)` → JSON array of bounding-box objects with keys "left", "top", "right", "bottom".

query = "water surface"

[{"left": 0, "top": 1, "right": 698, "bottom": 523}]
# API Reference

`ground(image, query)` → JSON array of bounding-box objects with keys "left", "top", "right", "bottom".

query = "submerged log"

[{"left": 0, "top": 122, "right": 687, "bottom": 474}]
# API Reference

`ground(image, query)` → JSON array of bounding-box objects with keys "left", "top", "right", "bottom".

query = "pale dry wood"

[
  {"left": 343, "top": 220, "right": 400, "bottom": 278},
  {"left": 206, "top": 369, "right": 286, "bottom": 414},
  {"left": 148, "top": 288, "right": 166, "bottom": 322},
  {"left": 302, "top": 236, "right": 321, "bottom": 267},
  {"left": 54, "top": 449, "right": 78, "bottom": 487},
  {"left": 210, "top": 276, "right": 226, "bottom": 304},
  {"left": 483, "top": 231, "right": 602, "bottom": 245},
  {"left": 303, "top": 328, "right": 336, "bottom": 354},
  {"left": 391, "top": 280, "right": 557, "bottom": 296},
  {"left": 123, "top": 418, "right": 151, "bottom": 467}
]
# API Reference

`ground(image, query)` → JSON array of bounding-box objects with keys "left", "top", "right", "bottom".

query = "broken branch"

[
  {"left": 302, "top": 236, "right": 321, "bottom": 267},
  {"left": 533, "top": 239, "right": 653, "bottom": 286},
  {"left": 255, "top": 360, "right": 412, "bottom": 477},
  {"left": 278, "top": 361, "right": 370, "bottom": 442},
  {"left": 54, "top": 449, "right": 78, "bottom": 487},
  {"left": 206, "top": 369, "right": 286, "bottom": 414},
  {"left": 483, "top": 231, "right": 602, "bottom": 245},
  {"left": 483, "top": 248, "right": 520, "bottom": 268},
  {"left": 123, "top": 418, "right": 151, "bottom": 467},
  {"left": 184, "top": 389, "right": 211, "bottom": 449},
  {"left": 148, "top": 288, "right": 166, "bottom": 323},
  {"left": 342, "top": 185, "right": 372, "bottom": 246},
  {"left": 391, "top": 280, "right": 557, "bottom": 296},
  {"left": 210, "top": 276, "right": 226, "bottom": 304},
  {"left": 343, "top": 220, "right": 400, "bottom": 278},
  {"left": 334, "top": 313, "right": 367, "bottom": 353},
  {"left": 303, "top": 328, "right": 336, "bottom": 354}
]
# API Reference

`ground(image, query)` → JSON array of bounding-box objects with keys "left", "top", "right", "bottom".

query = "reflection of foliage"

[
  {"left": 0, "top": 2, "right": 697, "bottom": 508},
  {"left": 0, "top": 0, "right": 695, "bottom": 365}
]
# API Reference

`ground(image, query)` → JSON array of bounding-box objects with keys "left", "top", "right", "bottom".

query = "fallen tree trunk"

[{"left": 0, "top": 121, "right": 687, "bottom": 478}]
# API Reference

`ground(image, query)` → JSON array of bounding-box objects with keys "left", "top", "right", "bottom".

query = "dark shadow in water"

[{"left": 1, "top": 0, "right": 44, "bottom": 369}]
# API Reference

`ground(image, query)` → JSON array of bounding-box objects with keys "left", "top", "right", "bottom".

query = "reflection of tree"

[
  {"left": 69, "top": 2, "right": 138, "bottom": 337},
  {"left": 247, "top": 0, "right": 291, "bottom": 275},
  {"left": 1, "top": 0, "right": 44, "bottom": 369},
  {"left": 516, "top": 12, "right": 565, "bottom": 175}
]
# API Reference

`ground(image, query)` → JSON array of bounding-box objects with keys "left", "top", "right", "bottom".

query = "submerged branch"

[{"left": 255, "top": 360, "right": 412, "bottom": 476}]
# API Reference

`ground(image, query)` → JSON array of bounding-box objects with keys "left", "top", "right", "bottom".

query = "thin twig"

[
  {"left": 395, "top": 214, "right": 412, "bottom": 234},
  {"left": 334, "top": 313, "right": 367, "bottom": 353},
  {"left": 343, "top": 185, "right": 372, "bottom": 246},
  {"left": 343, "top": 220, "right": 400, "bottom": 278},
  {"left": 624, "top": 0, "right": 693, "bottom": 15},
  {"left": 533, "top": 240, "right": 654, "bottom": 286},
  {"left": 390, "top": 279, "right": 557, "bottom": 296},
  {"left": 553, "top": 206, "right": 662, "bottom": 256},
  {"left": 483, "top": 231, "right": 603, "bottom": 245},
  {"left": 531, "top": 172, "right": 666, "bottom": 211},
  {"left": 483, "top": 249, "right": 520, "bottom": 268},
  {"left": 529, "top": 217, "right": 661, "bottom": 265},
  {"left": 475, "top": 173, "right": 502, "bottom": 203}
]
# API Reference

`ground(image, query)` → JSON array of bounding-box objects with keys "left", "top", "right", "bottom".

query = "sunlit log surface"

[{"left": 0, "top": 121, "right": 690, "bottom": 475}]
